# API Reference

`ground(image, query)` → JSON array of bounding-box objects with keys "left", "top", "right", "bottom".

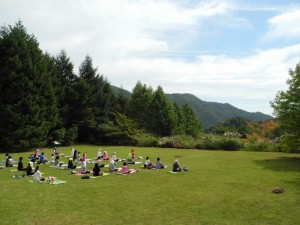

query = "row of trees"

[{"left": 0, "top": 21, "right": 201, "bottom": 151}]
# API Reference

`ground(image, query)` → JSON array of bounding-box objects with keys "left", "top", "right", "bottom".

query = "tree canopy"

[
  {"left": 271, "top": 62, "right": 300, "bottom": 152},
  {"left": 0, "top": 21, "right": 201, "bottom": 152}
]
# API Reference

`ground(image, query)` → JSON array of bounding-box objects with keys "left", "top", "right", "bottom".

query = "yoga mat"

[
  {"left": 167, "top": 171, "right": 179, "bottom": 174},
  {"left": 48, "top": 180, "right": 67, "bottom": 185}
]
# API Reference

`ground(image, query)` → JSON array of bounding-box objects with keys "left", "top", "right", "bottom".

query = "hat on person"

[{"left": 175, "top": 159, "right": 179, "bottom": 163}]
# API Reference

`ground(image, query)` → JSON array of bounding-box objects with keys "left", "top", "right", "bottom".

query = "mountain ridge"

[{"left": 111, "top": 85, "right": 273, "bottom": 129}]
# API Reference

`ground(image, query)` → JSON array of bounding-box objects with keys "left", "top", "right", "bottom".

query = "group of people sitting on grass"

[{"left": 4, "top": 147, "right": 188, "bottom": 181}]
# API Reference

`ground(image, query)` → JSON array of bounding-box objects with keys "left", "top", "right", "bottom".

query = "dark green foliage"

[
  {"left": 182, "top": 102, "right": 202, "bottom": 137},
  {"left": 148, "top": 86, "right": 176, "bottom": 136},
  {"left": 127, "top": 81, "right": 153, "bottom": 130},
  {"left": 271, "top": 62, "right": 300, "bottom": 152},
  {"left": 220, "top": 138, "right": 242, "bottom": 151},
  {"left": 0, "top": 21, "right": 57, "bottom": 151},
  {"left": 75, "top": 56, "right": 115, "bottom": 143},
  {"left": 209, "top": 117, "right": 249, "bottom": 138},
  {"left": 172, "top": 102, "right": 184, "bottom": 135},
  {"left": 113, "top": 87, "right": 129, "bottom": 114}
]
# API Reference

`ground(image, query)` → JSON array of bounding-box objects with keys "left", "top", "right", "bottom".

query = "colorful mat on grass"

[
  {"left": 29, "top": 179, "right": 67, "bottom": 185},
  {"left": 167, "top": 171, "right": 179, "bottom": 174}
]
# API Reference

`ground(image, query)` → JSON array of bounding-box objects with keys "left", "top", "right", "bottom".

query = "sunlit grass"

[{"left": 0, "top": 146, "right": 299, "bottom": 225}]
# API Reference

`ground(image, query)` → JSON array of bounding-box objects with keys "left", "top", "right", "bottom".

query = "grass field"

[{"left": 0, "top": 145, "right": 299, "bottom": 225}]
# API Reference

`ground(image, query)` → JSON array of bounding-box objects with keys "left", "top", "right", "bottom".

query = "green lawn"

[{"left": 1, "top": 146, "right": 299, "bottom": 225}]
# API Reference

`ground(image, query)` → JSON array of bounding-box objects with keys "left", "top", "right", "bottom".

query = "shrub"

[
  {"left": 220, "top": 138, "right": 242, "bottom": 151},
  {"left": 135, "top": 134, "right": 159, "bottom": 147},
  {"left": 158, "top": 135, "right": 195, "bottom": 149}
]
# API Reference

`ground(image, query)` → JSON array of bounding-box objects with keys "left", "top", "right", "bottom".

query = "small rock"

[{"left": 271, "top": 187, "right": 284, "bottom": 194}]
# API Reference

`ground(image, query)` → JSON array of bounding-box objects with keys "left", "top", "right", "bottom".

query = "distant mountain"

[
  {"left": 111, "top": 85, "right": 273, "bottom": 130},
  {"left": 110, "top": 85, "right": 131, "bottom": 98},
  {"left": 166, "top": 93, "right": 273, "bottom": 129}
]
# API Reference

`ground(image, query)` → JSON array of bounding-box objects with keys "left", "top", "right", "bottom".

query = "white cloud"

[
  {"left": 102, "top": 44, "right": 300, "bottom": 115},
  {"left": 1, "top": 0, "right": 299, "bottom": 115},
  {"left": 264, "top": 8, "right": 300, "bottom": 40}
]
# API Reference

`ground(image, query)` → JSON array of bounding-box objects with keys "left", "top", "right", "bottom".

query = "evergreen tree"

[
  {"left": 51, "top": 50, "right": 78, "bottom": 144},
  {"left": 127, "top": 81, "right": 153, "bottom": 130},
  {"left": 271, "top": 62, "right": 300, "bottom": 152},
  {"left": 173, "top": 102, "right": 184, "bottom": 135},
  {"left": 75, "top": 55, "right": 115, "bottom": 143},
  {"left": 148, "top": 86, "right": 176, "bottom": 136},
  {"left": 114, "top": 87, "right": 129, "bottom": 114},
  {"left": 182, "top": 102, "right": 201, "bottom": 137},
  {"left": 0, "top": 21, "right": 57, "bottom": 150}
]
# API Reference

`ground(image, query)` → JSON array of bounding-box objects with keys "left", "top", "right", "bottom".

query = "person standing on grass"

[{"left": 17, "top": 157, "right": 26, "bottom": 171}]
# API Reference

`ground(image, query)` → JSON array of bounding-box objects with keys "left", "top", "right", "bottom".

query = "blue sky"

[{"left": 1, "top": 0, "right": 300, "bottom": 115}]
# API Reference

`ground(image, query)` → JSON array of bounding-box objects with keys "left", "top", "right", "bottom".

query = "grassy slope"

[{"left": 0, "top": 146, "right": 299, "bottom": 225}]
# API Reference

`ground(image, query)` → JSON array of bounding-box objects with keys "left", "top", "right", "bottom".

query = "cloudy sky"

[{"left": 1, "top": 0, "right": 300, "bottom": 115}]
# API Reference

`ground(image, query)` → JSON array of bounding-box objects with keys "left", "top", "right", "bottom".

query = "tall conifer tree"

[
  {"left": 148, "top": 86, "right": 176, "bottom": 136},
  {"left": 0, "top": 21, "right": 57, "bottom": 150}
]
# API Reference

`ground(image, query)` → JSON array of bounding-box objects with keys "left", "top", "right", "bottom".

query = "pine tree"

[
  {"left": 0, "top": 21, "right": 57, "bottom": 150},
  {"left": 148, "top": 86, "right": 176, "bottom": 136},
  {"left": 127, "top": 81, "right": 153, "bottom": 130},
  {"left": 173, "top": 102, "right": 184, "bottom": 135},
  {"left": 75, "top": 55, "right": 115, "bottom": 143},
  {"left": 182, "top": 102, "right": 201, "bottom": 137},
  {"left": 51, "top": 50, "right": 78, "bottom": 144}
]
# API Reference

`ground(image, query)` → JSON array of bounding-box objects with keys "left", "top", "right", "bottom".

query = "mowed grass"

[{"left": 0, "top": 146, "right": 299, "bottom": 225}]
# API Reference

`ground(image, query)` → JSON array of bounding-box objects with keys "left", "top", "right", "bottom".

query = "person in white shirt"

[
  {"left": 144, "top": 156, "right": 152, "bottom": 169},
  {"left": 33, "top": 166, "right": 44, "bottom": 181}
]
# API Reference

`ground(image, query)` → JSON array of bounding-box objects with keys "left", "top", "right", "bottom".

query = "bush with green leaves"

[
  {"left": 158, "top": 135, "right": 195, "bottom": 149},
  {"left": 135, "top": 133, "right": 159, "bottom": 147},
  {"left": 219, "top": 137, "right": 243, "bottom": 151},
  {"left": 243, "top": 139, "right": 279, "bottom": 152}
]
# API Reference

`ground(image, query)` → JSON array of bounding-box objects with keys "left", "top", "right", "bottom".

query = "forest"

[{"left": 0, "top": 21, "right": 201, "bottom": 151}]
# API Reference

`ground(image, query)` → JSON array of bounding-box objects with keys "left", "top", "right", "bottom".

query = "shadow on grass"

[
  {"left": 254, "top": 156, "right": 300, "bottom": 172},
  {"left": 255, "top": 157, "right": 300, "bottom": 188}
]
